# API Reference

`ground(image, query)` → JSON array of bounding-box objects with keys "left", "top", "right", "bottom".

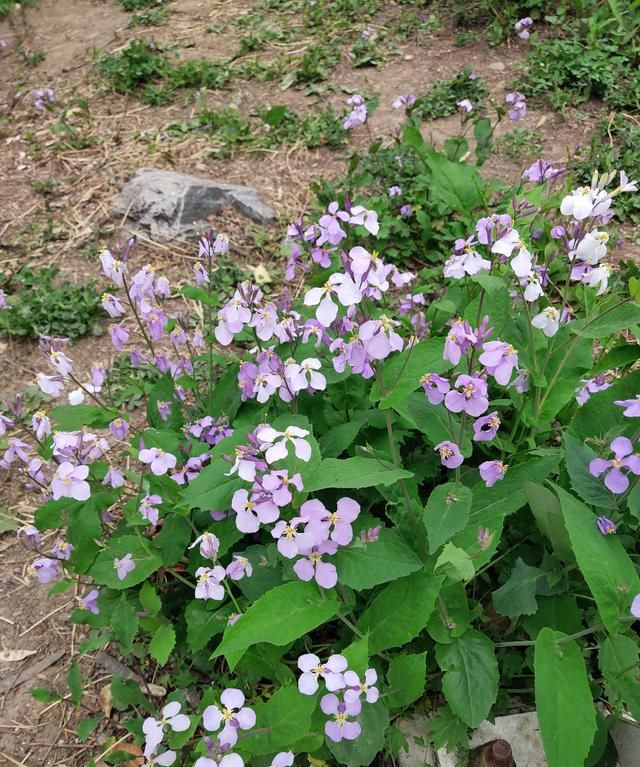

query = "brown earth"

[{"left": 0, "top": 0, "right": 628, "bottom": 764}]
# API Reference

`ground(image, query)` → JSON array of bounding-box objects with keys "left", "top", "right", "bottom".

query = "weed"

[
  {"left": 119, "top": 0, "right": 168, "bottom": 10},
  {"left": 96, "top": 39, "right": 168, "bottom": 94},
  {"left": 497, "top": 128, "right": 543, "bottom": 160},
  {"left": 0, "top": 0, "right": 37, "bottom": 18},
  {"left": 350, "top": 33, "right": 386, "bottom": 68},
  {"left": 0, "top": 266, "right": 102, "bottom": 340},
  {"left": 128, "top": 8, "right": 168, "bottom": 27},
  {"left": 454, "top": 31, "right": 477, "bottom": 47},
  {"left": 413, "top": 69, "right": 487, "bottom": 121},
  {"left": 16, "top": 44, "right": 46, "bottom": 67},
  {"left": 281, "top": 46, "right": 341, "bottom": 90}
]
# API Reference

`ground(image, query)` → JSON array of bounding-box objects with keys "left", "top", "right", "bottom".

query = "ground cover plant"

[{"left": 5, "top": 87, "right": 640, "bottom": 766}]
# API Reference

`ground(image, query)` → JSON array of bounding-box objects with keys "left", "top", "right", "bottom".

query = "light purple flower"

[
  {"left": 138, "top": 447, "right": 177, "bottom": 476},
  {"left": 139, "top": 494, "right": 162, "bottom": 526},
  {"left": 297, "top": 653, "right": 348, "bottom": 695},
  {"left": 349, "top": 205, "right": 379, "bottom": 236},
  {"left": 521, "top": 160, "right": 565, "bottom": 184},
  {"left": 146, "top": 752, "right": 176, "bottom": 767},
  {"left": 109, "top": 324, "right": 129, "bottom": 351},
  {"left": 575, "top": 375, "right": 611, "bottom": 406},
  {"left": 270, "top": 753, "right": 294, "bottom": 767},
  {"left": 434, "top": 441, "right": 464, "bottom": 469},
  {"left": 226, "top": 555, "right": 253, "bottom": 581},
  {"left": 444, "top": 375, "right": 489, "bottom": 417},
  {"left": 261, "top": 470, "right": 303, "bottom": 506},
  {"left": 473, "top": 412, "right": 500, "bottom": 442},
  {"left": 400, "top": 204, "right": 413, "bottom": 217},
  {"left": 231, "top": 488, "right": 279, "bottom": 533},
  {"left": 457, "top": 98, "right": 473, "bottom": 113},
  {"left": 421, "top": 373, "right": 450, "bottom": 405},
  {"left": 51, "top": 461, "right": 90, "bottom": 501},
  {"left": 614, "top": 395, "right": 640, "bottom": 417},
  {"left": 143, "top": 702, "right": 190, "bottom": 758},
  {"left": 300, "top": 497, "right": 360, "bottom": 546},
  {"left": 27, "top": 557, "right": 59, "bottom": 584},
  {"left": 271, "top": 517, "right": 320, "bottom": 558},
  {"left": 113, "top": 553, "right": 135, "bottom": 581},
  {"left": 304, "top": 272, "right": 362, "bottom": 327},
  {"left": 17, "top": 524, "right": 41, "bottom": 549},
  {"left": 285, "top": 358, "right": 326, "bottom": 393},
  {"left": 202, "top": 688, "right": 256, "bottom": 748},
  {"left": 321, "top": 694, "right": 361, "bottom": 742},
  {"left": 589, "top": 437, "right": 640, "bottom": 494},
  {"left": 631, "top": 594, "right": 640, "bottom": 619},
  {"left": 79, "top": 589, "right": 100, "bottom": 614},
  {"left": 392, "top": 94, "right": 415, "bottom": 110},
  {"left": 359, "top": 316, "right": 404, "bottom": 360},
  {"left": 388, "top": 185, "right": 402, "bottom": 197},
  {"left": 37, "top": 373, "right": 64, "bottom": 397},
  {"left": 344, "top": 668, "right": 379, "bottom": 704},
  {"left": 477, "top": 527, "right": 494, "bottom": 550},
  {"left": 256, "top": 425, "right": 312, "bottom": 464},
  {"left": 479, "top": 460, "right": 508, "bottom": 487},
  {"left": 596, "top": 516, "right": 617, "bottom": 535},
  {"left": 51, "top": 540, "right": 74, "bottom": 560},
  {"left": 293, "top": 541, "right": 339, "bottom": 588},
  {"left": 31, "top": 410, "right": 51, "bottom": 440},
  {"left": 189, "top": 531, "right": 220, "bottom": 560},
  {"left": 514, "top": 16, "right": 533, "bottom": 39},
  {"left": 478, "top": 341, "right": 518, "bottom": 385},
  {"left": 195, "top": 565, "right": 226, "bottom": 600},
  {"left": 505, "top": 91, "right": 527, "bottom": 121}
]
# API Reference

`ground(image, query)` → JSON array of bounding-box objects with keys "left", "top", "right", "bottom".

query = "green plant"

[
  {"left": 413, "top": 69, "right": 487, "bottom": 121},
  {"left": 128, "top": 8, "right": 168, "bottom": 27},
  {"left": 96, "top": 39, "right": 169, "bottom": 94},
  {"left": 0, "top": 266, "right": 102, "bottom": 339},
  {"left": 16, "top": 43, "right": 46, "bottom": 67},
  {"left": 281, "top": 46, "right": 341, "bottom": 90},
  {"left": 497, "top": 128, "right": 543, "bottom": 160},
  {"left": 119, "top": 0, "right": 167, "bottom": 10},
  {"left": 0, "top": 0, "right": 37, "bottom": 18}
]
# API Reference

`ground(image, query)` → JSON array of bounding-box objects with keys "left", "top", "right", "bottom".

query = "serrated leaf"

[
  {"left": 436, "top": 630, "right": 498, "bottom": 727},
  {"left": 149, "top": 624, "right": 176, "bottom": 667},
  {"left": 67, "top": 660, "right": 83, "bottom": 706},
  {"left": 77, "top": 716, "right": 103, "bottom": 742},
  {"left": 424, "top": 483, "right": 472, "bottom": 554},
  {"left": 427, "top": 705, "right": 469, "bottom": 752},
  {"left": 535, "top": 628, "right": 596, "bottom": 767},
  {"left": 139, "top": 582, "right": 161, "bottom": 617}
]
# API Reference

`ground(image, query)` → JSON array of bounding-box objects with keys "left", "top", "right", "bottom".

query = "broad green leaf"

[
  {"left": 328, "top": 701, "right": 389, "bottom": 767},
  {"left": 434, "top": 543, "right": 474, "bottom": 583},
  {"left": 427, "top": 582, "right": 470, "bottom": 644},
  {"left": 424, "top": 483, "right": 472, "bottom": 554},
  {"left": 569, "top": 369, "right": 640, "bottom": 440},
  {"left": 359, "top": 571, "right": 443, "bottom": 654},
  {"left": 212, "top": 582, "right": 340, "bottom": 662},
  {"left": 155, "top": 514, "right": 192, "bottom": 566},
  {"left": 535, "top": 628, "right": 596, "bottom": 767},
  {"left": 563, "top": 433, "right": 618, "bottom": 510},
  {"left": 555, "top": 485, "right": 640, "bottom": 633},
  {"left": 305, "top": 457, "right": 413, "bottom": 492},
  {"left": 599, "top": 635, "right": 640, "bottom": 721},
  {"left": 523, "top": 482, "right": 573, "bottom": 561},
  {"left": 386, "top": 652, "right": 427, "bottom": 709},
  {"left": 493, "top": 558, "right": 547, "bottom": 617},
  {"left": 185, "top": 602, "right": 230, "bottom": 653},
  {"left": 522, "top": 595, "right": 583, "bottom": 639},
  {"left": 77, "top": 716, "right": 103, "bottom": 742},
  {"left": 536, "top": 330, "right": 592, "bottom": 422},
  {"left": 110, "top": 675, "right": 151, "bottom": 712},
  {"left": 342, "top": 633, "right": 369, "bottom": 675},
  {"left": 149, "top": 624, "right": 176, "bottom": 667},
  {"left": 209, "top": 363, "right": 242, "bottom": 420},
  {"left": 179, "top": 459, "right": 244, "bottom": 512},
  {"left": 370, "top": 338, "right": 447, "bottom": 407},
  {"left": 427, "top": 705, "right": 469, "bottom": 752},
  {"left": 88, "top": 535, "right": 162, "bottom": 590},
  {"left": 398, "top": 392, "right": 455, "bottom": 447},
  {"left": 68, "top": 495, "right": 103, "bottom": 573},
  {"left": 570, "top": 301, "right": 640, "bottom": 338},
  {"left": 436, "top": 630, "right": 498, "bottom": 727},
  {"left": 318, "top": 421, "right": 365, "bottom": 458},
  {"left": 235, "top": 545, "right": 283, "bottom": 602},
  {"left": 139, "top": 582, "right": 161, "bottom": 617},
  {"left": 112, "top": 594, "right": 139, "bottom": 653},
  {"left": 50, "top": 404, "right": 118, "bottom": 430},
  {"left": 333, "top": 528, "right": 422, "bottom": 590},
  {"left": 240, "top": 686, "right": 317, "bottom": 756},
  {"left": 67, "top": 660, "right": 83, "bottom": 706}
]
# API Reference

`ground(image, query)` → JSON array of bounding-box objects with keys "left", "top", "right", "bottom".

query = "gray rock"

[
  {"left": 488, "top": 61, "right": 506, "bottom": 72},
  {"left": 114, "top": 168, "right": 276, "bottom": 241}
]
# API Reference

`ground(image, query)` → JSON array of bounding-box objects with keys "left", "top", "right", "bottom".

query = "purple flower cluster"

[
  {"left": 514, "top": 17, "right": 533, "bottom": 39},
  {"left": 343, "top": 95, "right": 367, "bottom": 130},
  {"left": 505, "top": 91, "right": 527, "bottom": 121}
]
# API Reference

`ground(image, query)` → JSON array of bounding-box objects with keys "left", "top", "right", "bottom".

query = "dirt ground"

[{"left": 0, "top": 1, "right": 627, "bottom": 764}]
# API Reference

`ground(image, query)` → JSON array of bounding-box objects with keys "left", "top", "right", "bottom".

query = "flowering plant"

[{"left": 5, "top": 121, "right": 640, "bottom": 767}]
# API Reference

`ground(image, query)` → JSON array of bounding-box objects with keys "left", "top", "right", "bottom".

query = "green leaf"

[
  {"left": 427, "top": 582, "right": 470, "bottom": 644},
  {"left": 555, "top": 485, "right": 640, "bottom": 633},
  {"left": 436, "top": 630, "right": 498, "bottom": 728},
  {"left": 570, "top": 301, "right": 640, "bottom": 338},
  {"left": 318, "top": 421, "right": 365, "bottom": 458},
  {"left": 386, "top": 653, "right": 427, "bottom": 709},
  {"left": 563, "top": 433, "right": 618, "bottom": 510},
  {"left": 155, "top": 514, "right": 192, "bottom": 566},
  {"left": 493, "top": 558, "right": 547, "bottom": 617},
  {"left": 342, "top": 633, "right": 369, "bottom": 675},
  {"left": 185, "top": 602, "right": 229, "bottom": 653},
  {"left": 112, "top": 594, "right": 139, "bottom": 653},
  {"left": 523, "top": 482, "right": 573, "bottom": 561},
  {"left": 428, "top": 705, "right": 469, "bottom": 752},
  {"left": 327, "top": 701, "right": 389, "bottom": 767},
  {"left": 77, "top": 716, "right": 103, "bottom": 742},
  {"left": 435, "top": 543, "right": 474, "bottom": 583},
  {"left": 240, "top": 686, "right": 317, "bottom": 756},
  {"left": 369, "top": 338, "right": 447, "bottom": 407},
  {"left": 149, "top": 624, "right": 176, "bottom": 667},
  {"left": 398, "top": 392, "right": 455, "bottom": 447},
  {"left": 139, "top": 582, "right": 161, "bottom": 617},
  {"left": 522, "top": 595, "right": 583, "bottom": 639},
  {"left": 599, "top": 635, "right": 640, "bottom": 721},
  {"left": 569, "top": 369, "right": 640, "bottom": 441},
  {"left": 212, "top": 581, "right": 340, "bottom": 663},
  {"left": 50, "top": 404, "right": 117, "bottom": 430},
  {"left": 535, "top": 628, "right": 596, "bottom": 767},
  {"left": 305, "top": 457, "right": 413, "bottom": 491},
  {"left": 147, "top": 373, "right": 183, "bottom": 431},
  {"left": 359, "top": 571, "right": 443, "bottom": 654},
  {"left": 88, "top": 536, "right": 162, "bottom": 590},
  {"left": 333, "top": 528, "right": 422, "bottom": 590},
  {"left": 424, "top": 483, "right": 472, "bottom": 554},
  {"left": 110, "top": 675, "right": 151, "bottom": 712},
  {"left": 67, "top": 660, "right": 83, "bottom": 707}
]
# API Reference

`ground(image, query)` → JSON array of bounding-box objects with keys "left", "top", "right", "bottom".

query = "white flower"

[
  {"left": 560, "top": 186, "right": 612, "bottom": 221},
  {"left": 582, "top": 263, "right": 612, "bottom": 295},
  {"left": 569, "top": 230, "right": 608, "bottom": 264},
  {"left": 285, "top": 358, "right": 326, "bottom": 393},
  {"left": 256, "top": 425, "right": 312, "bottom": 464},
  {"left": 443, "top": 248, "right": 490, "bottom": 279},
  {"left": 510, "top": 243, "right": 534, "bottom": 278},
  {"left": 142, "top": 702, "right": 190, "bottom": 759},
  {"left": 619, "top": 170, "right": 638, "bottom": 193},
  {"left": 531, "top": 306, "right": 560, "bottom": 337},
  {"left": 304, "top": 273, "right": 362, "bottom": 327},
  {"left": 522, "top": 272, "right": 544, "bottom": 302},
  {"left": 349, "top": 246, "right": 390, "bottom": 291},
  {"left": 68, "top": 388, "right": 85, "bottom": 406},
  {"left": 349, "top": 205, "right": 379, "bottom": 235}
]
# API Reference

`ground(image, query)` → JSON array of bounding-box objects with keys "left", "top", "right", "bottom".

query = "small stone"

[
  {"left": 114, "top": 168, "right": 276, "bottom": 241},
  {"left": 488, "top": 62, "right": 506, "bottom": 72}
]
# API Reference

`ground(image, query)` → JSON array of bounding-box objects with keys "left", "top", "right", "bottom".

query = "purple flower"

[
  {"left": 359, "top": 316, "right": 404, "bottom": 360},
  {"left": 79, "top": 589, "right": 100, "bottom": 614},
  {"left": 195, "top": 566, "right": 226, "bottom": 600},
  {"left": 261, "top": 470, "right": 303, "bottom": 506},
  {"left": 304, "top": 272, "right": 361, "bottom": 326},
  {"left": 189, "top": 531, "right": 220, "bottom": 560},
  {"left": 521, "top": 160, "right": 565, "bottom": 184},
  {"left": 388, "top": 185, "right": 402, "bottom": 197},
  {"left": 343, "top": 96, "right": 367, "bottom": 130},
  {"left": 589, "top": 437, "right": 640, "bottom": 493},
  {"left": 344, "top": 668, "right": 379, "bottom": 704},
  {"left": 143, "top": 702, "right": 190, "bottom": 758},
  {"left": 479, "top": 460, "right": 508, "bottom": 487},
  {"left": 457, "top": 98, "right": 473, "bottom": 113},
  {"left": 51, "top": 461, "right": 90, "bottom": 501},
  {"left": 226, "top": 555, "right": 253, "bottom": 581},
  {"left": 349, "top": 205, "right": 380, "bottom": 236},
  {"left": 113, "top": 553, "right": 135, "bottom": 581},
  {"left": 596, "top": 516, "right": 617, "bottom": 535},
  {"left": 477, "top": 527, "right": 494, "bottom": 550},
  {"left": 17, "top": 524, "right": 41, "bottom": 549},
  {"left": 300, "top": 497, "right": 361, "bottom": 546},
  {"left": 109, "top": 324, "right": 129, "bottom": 351},
  {"left": 444, "top": 375, "right": 489, "bottom": 417},
  {"left": 434, "top": 441, "right": 464, "bottom": 469},
  {"left": 321, "top": 694, "right": 361, "bottom": 742},
  {"left": 631, "top": 594, "right": 640, "bottom": 619},
  {"left": 505, "top": 91, "right": 527, "bottom": 121},
  {"left": 271, "top": 517, "right": 320, "bottom": 558},
  {"left": 575, "top": 375, "right": 611, "bottom": 406},
  {"left": 139, "top": 494, "right": 162, "bottom": 526},
  {"left": 392, "top": 94, "right": 415, "bottom": 110},
  {"left": 478, "top": 341, "right": 518, "bottom": 385},
  {"left": 202, "top": 688, "right": 256, "bottom": 747},
  {"left": 34, "top": 87, "right": 55, "bottom": 110},
  {"left": 514, "top": 17, "right": 533, "bottom": 39},
  {"left": 138, "top": 447, "right": 177, "bottom": 476},
  {"left": 28, "top": 557, "right": 59, "bottom": 584},
  {"left": 399, "top": 204, "right": 413, "bottom": 217},
  {"left": 256, "top": 425, "right": 312, "bottom": 464},
  {"left": 473, "top": 412, "right": 500, "bottom": 441},
  {"left": 614, "top": 395, "right": 640, "bottom": 417},
  {"left": 270, "top": 753, "right": 293, "bottom": 767},
  {"left": 231, "top": 488, "right": 279, "bottom": 533},
  {"left": 101, "top": 293, "right": 125, "bottom": 318},
  {"left": 51, "top": 540, "right": 74, "bottom": 560},
  {"left": 297, "top": 653, "right": 348, "bottom": 695},
  {"left": 293, "top": 541, "right": 339, "bottom": 588}
]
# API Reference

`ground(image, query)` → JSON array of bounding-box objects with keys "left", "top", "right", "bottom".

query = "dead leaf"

[
  {"left": 252, "top": 264, "right": 272, "bottom": 284},
  {"left": 0, "top": 649, "right": 37, "bottom": 662},
  {"left": 145, "top": 682, "right": 167, "bottom": 698},
  {"left": 99, "top": 684, "right": 113, "bottom": 718}
]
